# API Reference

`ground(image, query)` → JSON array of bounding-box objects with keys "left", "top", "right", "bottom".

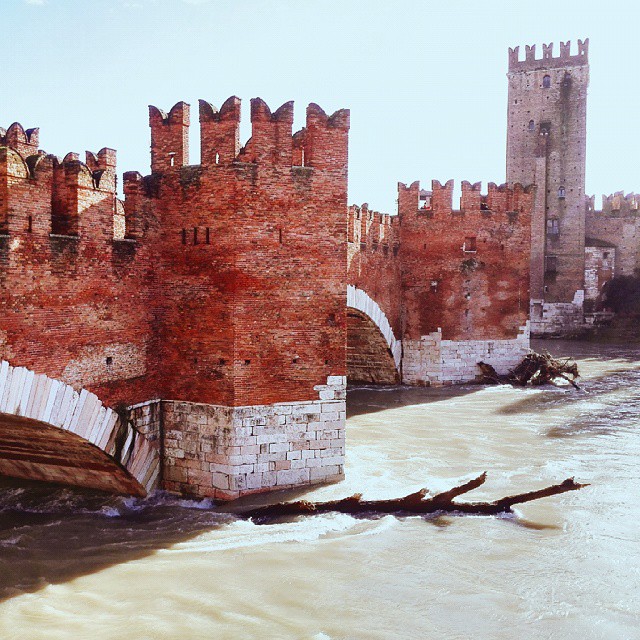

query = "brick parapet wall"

[
  {"left": 397, "top": 179, "right": 532, "bottom": 345},
  {"left": 0, "top": 131, "right": 157, "bottom": 409},
  {"left": 508, "top": 40, "right": 589, "bottom": 73}
]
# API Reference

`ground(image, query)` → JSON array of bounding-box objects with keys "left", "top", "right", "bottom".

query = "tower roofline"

[{"left": 508, "top": 39, "right": 589, "bottom": 72}]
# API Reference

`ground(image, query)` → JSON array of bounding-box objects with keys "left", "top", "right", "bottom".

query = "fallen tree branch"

[
  {"left": 231, "top": 473, "right": 588, "bottom": 523},
  {"left": 478, "top": 351, "right": 581, "bottom": 389}
]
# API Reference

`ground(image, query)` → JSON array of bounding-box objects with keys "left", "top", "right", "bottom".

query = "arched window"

[
  {"left": 543, "top": 75, "right": 551, "bottom": 88},
  {"left": 558, "top": 186, "right": 566, "bottom": 199},
  {"left": 528, "top": 120, "right": 535, "bottom": 131}
]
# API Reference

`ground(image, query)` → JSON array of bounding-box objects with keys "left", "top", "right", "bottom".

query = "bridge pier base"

[
  {"left": 402, "top": 323, "right": 531, "bottom": 386},
  {"left": 160, "top": 376, "right": 347, "bottom": 500}
]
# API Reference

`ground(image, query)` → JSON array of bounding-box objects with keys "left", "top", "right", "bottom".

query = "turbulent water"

[{"left": 0, "top": 340, "right": 639, "bottom": 640}]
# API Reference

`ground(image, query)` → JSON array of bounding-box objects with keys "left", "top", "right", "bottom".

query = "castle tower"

[{"left": 506, "top": 40, "right": 589, "bottom": 335}]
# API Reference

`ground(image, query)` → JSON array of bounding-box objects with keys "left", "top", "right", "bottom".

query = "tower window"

[
  {"left": 528, "top": 120, "right": 535, "bottom": 131},
  {"left": 558, "top": 186, "right": 566, "bottom": 199},
  {"left": 547, "top": 219, "right": 559, "bottom": 236},
  {"left": 543, "top": 75, "right": 551, "bottom": 88}
]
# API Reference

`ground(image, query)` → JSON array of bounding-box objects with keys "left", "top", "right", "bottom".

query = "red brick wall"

[
  {"left": 0, "top": 97, "right": 349, "bottom": 411},
  {"left": 398, "top": 180, "right": 532, "bottom": 341},
  {"left": 346, "top": 204, "right": 401, "bottom": 337},
  {"left": 0, "top": 141, "right": 156, "bottom": 408}
]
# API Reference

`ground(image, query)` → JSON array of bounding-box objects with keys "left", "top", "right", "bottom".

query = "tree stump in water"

[{"left": 478, "top": 351, "right": 580, "bottom": 389}]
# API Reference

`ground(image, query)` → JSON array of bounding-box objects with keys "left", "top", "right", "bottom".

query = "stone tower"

[{"left": 506, "top": 40, "right": 589, "bottom": 335}]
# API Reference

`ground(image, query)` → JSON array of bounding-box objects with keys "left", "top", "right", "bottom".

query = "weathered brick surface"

[
  {"left": 586, "top": 193, "right": 640, "bottom": 279},
  {"left": 506, "top": 41, "right": 589, "bottom": 333},
  {"left": 346, "top": 310, "right": 399, "bottom": 384},
  {"left": 346, "top": 179, "right": 532, "bottom": 386},
  {"left": 0, "top": 97, "right": 349, "bottom": 498},
  {"left": 0, "top": 127, "right": 156, "bottom": 409}
]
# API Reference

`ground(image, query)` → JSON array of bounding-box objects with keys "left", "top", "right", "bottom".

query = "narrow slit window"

[
  {"left": 464, "top": 237, "right": 477, "bottom": 252},
  {"left": 206, "top": 227, "right": 210, "bottom": 244}
]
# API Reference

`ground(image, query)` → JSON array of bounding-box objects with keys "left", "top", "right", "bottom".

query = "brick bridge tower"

[{"left": 506, "top": 40, "right": 589, "bottom": 335}]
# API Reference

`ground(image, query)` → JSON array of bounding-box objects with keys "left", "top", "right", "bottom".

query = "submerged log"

[
  {"left": 478, "top": 351, "right": 580, "bottom": 389},
  {"left": 233, "top": 473, "right": 588, "bottom": 523}
]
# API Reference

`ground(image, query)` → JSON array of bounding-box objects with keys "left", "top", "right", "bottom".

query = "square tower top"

[{"left": 508, "top": 40, "right": 589, "bottom": 73}]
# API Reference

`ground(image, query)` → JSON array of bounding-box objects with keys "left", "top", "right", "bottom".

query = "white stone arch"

[
  {"left": 347, "top": 285, "right": 402, "bottom": 370},
  {"left": 0, "top": 360, "right": 159, "bottom": 495}
]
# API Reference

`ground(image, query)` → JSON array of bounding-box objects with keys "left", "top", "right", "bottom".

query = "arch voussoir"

[
  {"left": 347, "top": 285, "right": 401, "bottom": 370},
  {"left": 0, "top": 360, "right": 159, "bottom": 495}
]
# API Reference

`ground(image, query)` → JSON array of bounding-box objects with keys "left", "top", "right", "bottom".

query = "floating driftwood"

[
  {"left": 233, "top": 473, "right": 588, "bottom": 523},
  {"left": 478, "top": 351, "right": 580, "bottom": 389}
]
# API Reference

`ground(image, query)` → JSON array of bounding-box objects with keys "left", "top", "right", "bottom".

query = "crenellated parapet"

[
  {"left": 149, "top": 102, "right": 190, "bottom": 173},
  {"left": 398, "top": 179, "right": 534, "bottom": 218},
  {"left": 594, "top": 191, "right": 640, "bottom": 216},
  {"left": 0, "top": 122, "right": 39, "bottom": 159},
  {"left": 199, "top": 96, "right": 241, "bottom": 165},
  {"left": 508, "top": 39, "right": 589, "bottom": 72},
  {"left": 348, "top": 203, "right": 398, "bottom": 254},
  {"left": 1, "top": 121, "right": 121, "bottom": 238},
  {"left": 147, "top": 97, "right": 350, "bottom": 174}
]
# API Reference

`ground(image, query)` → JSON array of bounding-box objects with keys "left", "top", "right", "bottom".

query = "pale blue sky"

[{"left": 2, "top": 0, "right": 638, "bottom": 212}]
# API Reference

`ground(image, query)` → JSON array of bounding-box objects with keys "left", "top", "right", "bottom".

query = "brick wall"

[
  {"left": 346, "top": 179, "right": 532, "bottom": 386},
  {"left": 506, "top": 40, "right": 589, "bottom": 333},
  {"left": 0, "top": 97, "right": 350, "bottom": 498}
]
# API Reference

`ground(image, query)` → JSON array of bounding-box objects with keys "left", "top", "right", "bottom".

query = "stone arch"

[
  {"left": 347, "top": 285, "right": 402, "bottom": 374},
  {"left": 0, "top": 361, "right": 159, "bottom": 496}
]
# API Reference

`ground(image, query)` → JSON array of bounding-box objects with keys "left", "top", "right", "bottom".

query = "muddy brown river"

[{"left": 0, "top": 340, "right": 638, "bottom": 639}]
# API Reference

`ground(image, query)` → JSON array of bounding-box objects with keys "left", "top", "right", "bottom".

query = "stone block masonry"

[
  {"left": 162, "top": 376, "right": 346, "bottom": 499},
  {"left": 402, "top": 323, "right": 530, "bottom": 386}
]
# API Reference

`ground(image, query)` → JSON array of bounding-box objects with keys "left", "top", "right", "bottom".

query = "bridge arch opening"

[
  {"left": 0, "top": 362, "right": 159, "bottom": 496},
  {"left": 346, "top": 286, "right": 401, "bottom": 385}
]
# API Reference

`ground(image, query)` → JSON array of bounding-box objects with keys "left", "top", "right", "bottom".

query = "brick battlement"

[
  {"left": 149, "top": 97, "right": 350, "bottom": 173},
  {"left": 1, "top": 94, "right": 349, "bottom": 498},
  {"left": 398, "top": 179, "right": 534, "bottom": 218},
  {"left": 586, "top": 192, "right": 640, "bottom": 216},
  {"left": 348, "top": 203, "right": 399, "bottom": 251},
  {"left": 1, "top": 122, "right": 120, "bottom": 237},
  {"left": 508, "top": 39, "right": 589, "bottom": 72}
]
